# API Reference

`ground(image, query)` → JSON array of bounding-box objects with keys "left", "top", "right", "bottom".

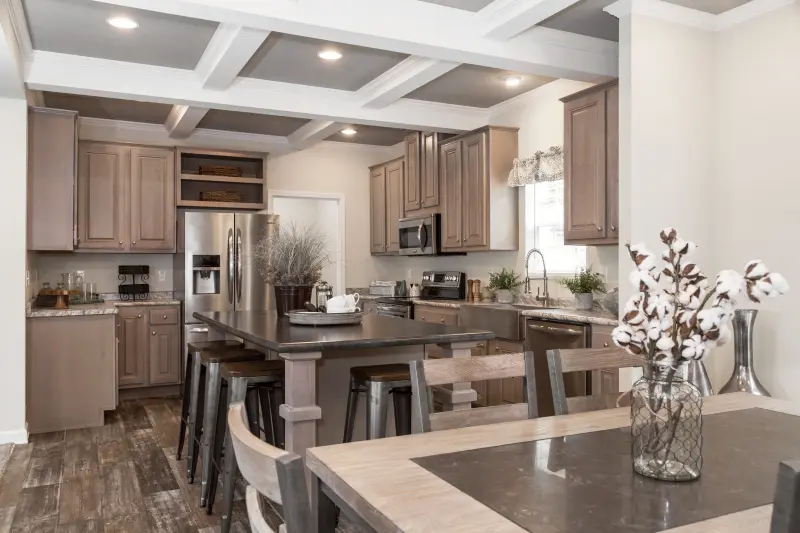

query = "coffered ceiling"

[
  {"left": 417, "top": 0, "right": 495, "bottom": 11},
  {"left": 43, "top": 91, "right": 173, "bottom": 123}
]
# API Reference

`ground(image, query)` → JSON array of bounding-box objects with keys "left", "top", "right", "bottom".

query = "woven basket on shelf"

[
  {"left": 199, "top": 165, "right": 243, "bottom": 177},
  {"left": 201, "top": 190, "right": 242, "bottom": 203}
]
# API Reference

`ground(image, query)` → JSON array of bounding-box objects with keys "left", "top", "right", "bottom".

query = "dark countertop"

[{"left": 194, "top": 310, "right": 495, "bottom": 354}]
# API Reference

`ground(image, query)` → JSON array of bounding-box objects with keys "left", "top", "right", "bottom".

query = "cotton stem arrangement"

[{"left": 612, "top": 228, "right": 789, "bottom": 366}]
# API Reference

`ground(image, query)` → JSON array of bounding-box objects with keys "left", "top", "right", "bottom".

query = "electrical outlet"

[
  {"left": 158, "top": 270, "right": 166, "bottom": 282},
  {"left": 76, "top": 270, "right": 85, "bottom": 281}
]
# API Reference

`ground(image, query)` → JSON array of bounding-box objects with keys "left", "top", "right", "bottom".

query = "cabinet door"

[
  {"left": 118, "top": 307, "right": 148, "bottom": 388},
  {"left": 370, "top": 166, "right": 387, "bottom": 254},
  {"left": 440, "top": 140, "right": 462, "bottom": 249},
  {"left": 404, "top": 133, "right": 420, "bottom": 213},
  {"left": 564, "top": 90, "right": 607, "bottom": 241},
  {"left": 420, "top": 132, "right": 440, "bottom": 209},
  {"left": 28, "top": 108, "right": 77, "bottom": 251},
  {"left": 149, "top": 325, "right": 181, "bottom": 385},
  {"left": 77, "top": 142, "right": 127, "bottom": 250},
  {"left": 130, "top": 147, "right": 175, "bottom": 251},
  {"left": 605, "top": 84, "right": 619, "bottom": 242},
  {"left": 590, "top": 325, "right": 619, "bottom": 395},
  {"left": 493, "top": 340, "right": 525, "bottom": 405},
  {"left": 470, "top": 340, "right": 490, "bottom": 407},
  {"left": 385, "top": 159, "right": 404, "bottom": 253},
  {"left": 461, "top": 132, "right": 488, "bottom": 248}
]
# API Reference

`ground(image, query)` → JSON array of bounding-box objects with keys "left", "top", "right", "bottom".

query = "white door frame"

[{"left": 267, "top": 190, "right": 346, "bottom": 295}]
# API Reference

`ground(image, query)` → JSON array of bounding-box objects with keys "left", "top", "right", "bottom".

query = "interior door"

[
  {"left": 385, "top": 159, "right": 404, "bottom": 253},
  {"left": 440, "top": 140, "right": 461, "bottom": 249},
  {"left": 235, "top": 213, "right": 276, "bottom": 312},
  {"left": 77, "top": 142, "right": 127, "bottom": 250},
  {"left": 183, "top": 211, "right": 235, "bottom": 324},
  {"left": 461, "top": 132, "right": 488, "bottom": 248},
  {"left": 130, "top": 146, "right": 175, "bottom": 251}
]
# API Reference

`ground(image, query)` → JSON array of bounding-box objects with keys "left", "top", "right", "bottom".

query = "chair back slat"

[
  {"left": 547, "top": 348, "right": 642, "bottom": 416},
  {"left": 771, "top": 460, "right": 800, "bottom": 533},
  {"left": 228, "top": 402, "right": 313, "bottom": 533},
  {"left": 421, "top": 353, "right": 526, "bottom": 386},
  {"left": 410, "top": 351, "right": 538, "bottom": 433}
]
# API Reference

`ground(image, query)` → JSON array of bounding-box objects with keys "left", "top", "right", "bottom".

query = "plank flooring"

[{"left": 0, "top": 398, "right": 252, "bottom": 533}]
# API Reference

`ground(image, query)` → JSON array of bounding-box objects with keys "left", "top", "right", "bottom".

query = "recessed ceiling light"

[
  {"left": 107, "top": 16, "right": 138, "bottom": 29},
  {"left": 504, "top": 75, "right": 523, "bottom": 87},
  {"left": 341, "top": 128, "right": 357, "bottom": 136},
  {"left": 318, "top": 49, "right": 343, "bottom": 61}
]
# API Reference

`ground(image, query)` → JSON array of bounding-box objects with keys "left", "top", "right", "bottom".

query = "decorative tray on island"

[{"left": 287, "top": 311, "right": 363, "bottom": 326}]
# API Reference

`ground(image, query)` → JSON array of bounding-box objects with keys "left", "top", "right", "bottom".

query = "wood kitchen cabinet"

[
  {"left": 369, "top": 156, "right": 404, "bottom": 255},
  {"left": 78, "top": 141, "right": 176, "bottom": 252},
  {"left": 414, "top": 304, "right": 459, "bottom": 359},
  {"left": 562, "top": 80, "right": 619, "bottom": 245},
  {"left": 118, "top": 305, "right": 181, "bottom": 389},
  {"left": 590, "top": 324, "right": 619, "bottom": 394},
  {"left": 27, "top": 108, "right": 78, "bottom": 251},
  {"left": 405, "top": 131, "right": 446, "bottom": 215},
  {"left": 440, "top": 126, "right": 519, "bottom": 252}
]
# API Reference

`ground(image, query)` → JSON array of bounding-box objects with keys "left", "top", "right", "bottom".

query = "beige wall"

[{"left": 34, "top": 253, "right": 175, "bottom": 294}]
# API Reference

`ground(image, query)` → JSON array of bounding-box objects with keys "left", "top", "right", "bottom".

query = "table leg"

[
  {"left": 438, "top": 341, "right": 478, "bottom": 411},
  {"left": 313, "top": 476, "right": 338, "bottom": 533},
  {"left": 279, "top": 351, "right": 323, "bottom": 467}
]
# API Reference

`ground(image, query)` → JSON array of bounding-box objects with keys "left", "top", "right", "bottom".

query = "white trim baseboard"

[{"left": 0, "top": 428, "right": 28, "bottom": 444}]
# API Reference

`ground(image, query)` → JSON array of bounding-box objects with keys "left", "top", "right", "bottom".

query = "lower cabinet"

[
  {"left": 590, "top": 324, "right": 619, "bottom": 394},
  {"left": 118, "top": 305, "right": 181, "bottom": 389},
  {"left": 414, "top": 305, "right": 459, "bottom": 359},
  {"left": 474, "top": 339, "right": 525, "bottom": 407}
]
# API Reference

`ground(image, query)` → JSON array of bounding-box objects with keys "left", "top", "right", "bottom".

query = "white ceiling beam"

[
  {"left": 195, "top": 23, "right": 270, "bottom": 90},
  {"left": 90, "top": 0, "right": 617, "bottom": 81},
  {"left": 164, "top": 105, "right": 209, "bottom": 138},
  {"left": 287, "top": 120, "right": 343, "bottom": 149},
  {"left": 358, "top": 56, "right": 459, "bottom": 109},
  {"left": 481, "top": 0, "right": 582, "bottom": 40},
  {"left": 26, "top": 52, "right": 485, "bottom": 132},
  {"left": 0, "top": 0, "right": 31, "bottom": 98}
]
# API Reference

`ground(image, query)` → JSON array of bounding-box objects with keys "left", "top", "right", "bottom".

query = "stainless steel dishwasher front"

[{"left": 525, "top": 319, "right": 590, "bottom": 417}]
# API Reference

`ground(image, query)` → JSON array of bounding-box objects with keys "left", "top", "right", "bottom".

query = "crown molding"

[
  {"left": 6, "top": 0, "right": 31, "bottom": 63},
  {"left": 605, "top": 0, "right": 797, "bottom": 31}
]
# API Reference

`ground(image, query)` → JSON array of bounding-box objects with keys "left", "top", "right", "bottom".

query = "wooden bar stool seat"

[
  {"left": 176, "top": 340, "right": 244, "bottom": 475},
  {"left": 207, "top": 360, "right": 287, "bottom": 533},
  {"left": 343, "top": 364, "right": 412, "bottom": 443}
]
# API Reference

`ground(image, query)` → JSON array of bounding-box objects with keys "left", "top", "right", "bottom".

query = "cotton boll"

[
  {"left": 744, "top": 260, "right": 768, "bottom": 280},
  {"left": 671, "top": 239, "right": 687, "bottom": 254},
  {"left": 660, "top": 227, "right": 677, "bottom": 244},
  {"left": 638, "top": 254, "right": 658, "bottom": 272},
  {"left": 612, "top": 325, "right": 633, "bottom": 346},
  {"left": 747, "top": 282, "right": 765, "bottom": 303},
  {"left": 717, "top": 325, "right": 732, "bottom": 346},
  {"left": 716, "top": 270, "right": 744, "bottom": 297},
  {"left": 656, "top": 336, "right": 675, "bottom": 352},
  {"left": 768, "top": 273, "right": 790, "bottom": 296}
]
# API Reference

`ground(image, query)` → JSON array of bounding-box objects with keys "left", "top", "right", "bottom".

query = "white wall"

[
  {"left": 34, "top": 253, "right": 175, "bottom": 294},
  {"left": 2, "top": 97, "right": 28, "bottom": 443},
  {"left": 708, "top": 3, "right": 800, "bottom": 398}
]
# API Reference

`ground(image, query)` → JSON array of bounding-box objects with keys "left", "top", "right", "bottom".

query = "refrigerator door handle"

[
  {"left": 227, "top": 228, "right": 234, "bottom": 304},
  {"left": 236, "top": 227, "right": 243, "bottom": 303}
]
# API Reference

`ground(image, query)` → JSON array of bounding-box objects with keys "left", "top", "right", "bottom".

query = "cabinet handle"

[
  {"left": 611, "top": 225, "right": 617, "bottom": 231},
  {"left": 119, "top": 241, "right": 123, "bottom": 245},
  {"left": 597, "top": 226, "right": 603, "bottom": 231},
  {"left": 152, "top": 331, "right": 156, "bottom": 335},
  {"left": 420, "top": 316, "right": 426, "bottom": 321},
  {"left": 132, "top": 241, "right": 136, "bottom": 245},
  {"left": 476, "top": 343, "right": 484, "bottom": 348},
  {"left": 456, "top": 238, "right": 460, "bottom": 242},
  {"left": 440, "top": 318, "right": 445, "bottom": 323},
  {"left": 137, "top": 314, "right": 142, "bottom": 319},
  {"left": 604, "top": 342, "right": 609, "bottom": 347},
  {"left": 495, "top": 346, "right": 500, "bottom": 352},
  {"left": 163, "top": 315, "right": 167, "bottom": 319}
]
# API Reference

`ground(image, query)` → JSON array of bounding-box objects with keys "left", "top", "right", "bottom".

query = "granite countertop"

[
  {"left": 27, "top": 299, "right": 182, "bottom": 318},
  {"left": 413, "top": 299, "right": 618, "bottom": 326}
]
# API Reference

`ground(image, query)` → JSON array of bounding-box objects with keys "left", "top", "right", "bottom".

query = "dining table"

[{"left": 308, "top": 392, "right": 800, "bottom": 533}]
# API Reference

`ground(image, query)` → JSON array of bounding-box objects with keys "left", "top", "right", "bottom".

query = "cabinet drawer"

[
  {"left": 149, "top": 307, "right": 179, "bottom": 325},
  {"left": 591, "top": 325, "right": 614, "bottom": 349},
  {"left": 414, "top": 306, "right": 458, "bottom": 326},
  {"left": 590, "top": 325, "right": 619, "bottom": 395}
]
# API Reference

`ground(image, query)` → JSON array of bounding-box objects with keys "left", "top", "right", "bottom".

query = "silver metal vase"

[{"left": 719, "top": 309, "right": 770, "bottom": 396}]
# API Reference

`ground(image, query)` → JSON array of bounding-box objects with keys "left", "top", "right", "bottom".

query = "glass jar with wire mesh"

[{"left": 631, "top": 362, "right": 703, "bottom": 481}]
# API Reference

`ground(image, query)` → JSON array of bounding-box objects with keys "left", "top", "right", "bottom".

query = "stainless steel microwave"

[{"left": 398, "top": 214, "right": 440, "bottom": 256}]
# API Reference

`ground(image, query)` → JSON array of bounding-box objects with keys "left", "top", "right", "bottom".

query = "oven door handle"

[{"left": 528, "top": 324, "right": 583, "bottom": 336}]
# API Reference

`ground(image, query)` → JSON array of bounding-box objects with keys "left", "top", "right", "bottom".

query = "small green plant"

[
  {"left": 488, "top": 268, "right": 523, "bottom": 291},
  {"left": 560, "top": 266, "right": 606, "bottom": 294}
]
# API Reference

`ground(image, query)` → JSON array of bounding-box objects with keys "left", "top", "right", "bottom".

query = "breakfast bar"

[{"left": 193, "top": 310, "right": 495, "bottom": 459}]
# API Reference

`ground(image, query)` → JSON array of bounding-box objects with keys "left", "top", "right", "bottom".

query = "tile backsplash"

[{"left": 33, "top": 253, "right": 174, "bottom": 294}]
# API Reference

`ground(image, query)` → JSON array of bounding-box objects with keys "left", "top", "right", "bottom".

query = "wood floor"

[{"left": 0, "top": 398, "right": 258, "bottom": 533}]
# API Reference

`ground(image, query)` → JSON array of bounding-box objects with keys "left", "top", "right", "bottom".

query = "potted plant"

[
  {"left": 254, "top": 223, "right": 329, "bottom": 316},
  {"left": 488, "top": 268, "right": 522, "bottom": 304},
  {"left": 560, "top": 266, "right": 605, "bottom": 310}
]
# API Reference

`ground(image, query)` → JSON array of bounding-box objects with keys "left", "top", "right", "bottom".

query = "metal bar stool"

[
  {"left": 205, "top": 360, "right": 285, "bottom": 533},
  {"left": 343, "top": 364, "right": 412, "bottom": 442},
  {"left": 198, "top": 348, "right": 267, "bottom": 505},
  {"left": 176, "top": 340, "right": 243, "bottom": 470}
]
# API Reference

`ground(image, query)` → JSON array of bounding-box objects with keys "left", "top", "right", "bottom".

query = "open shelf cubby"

[{"left": 177, "top": 148, "right": 266, "bottom": 210}]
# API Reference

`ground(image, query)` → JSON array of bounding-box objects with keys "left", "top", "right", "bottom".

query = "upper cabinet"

[
  {"left": 562, "top": 80, "right": 619, "bottom": 245},
  {"left": 405, "top": 131, "right": 446, "bottom": 215},
  {"left": 370, "top": 157, "right": 405, "bottom": 255},
  {"left": 440, "top": 126, "right": 519, "bottom": 252},
  {"left": 27, "top": 108, "right": 78, "bottom": 251},
  {"left": 77, "top": 141, "right": 176, "bottom": 252},
  {"left": 177, "top": 148, "right": 266, "bottom": 210}
]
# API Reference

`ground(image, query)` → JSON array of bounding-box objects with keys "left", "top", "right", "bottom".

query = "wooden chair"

[
  {"left": 409, "top": 352, "right": 538, "bottom": 433},
  {"left": 771, "top": 460, "right": 800, "bottom": 533},
  {"left": 546, "top": 347, "right": 643, "bottom": 415},
  {"left": 227, "top": 402, "right": 312, "bottom": 533}
]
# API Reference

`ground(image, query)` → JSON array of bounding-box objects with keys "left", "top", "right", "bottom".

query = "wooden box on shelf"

[{"left": 177, "top": 148, "right": 266, "bottom": 210}]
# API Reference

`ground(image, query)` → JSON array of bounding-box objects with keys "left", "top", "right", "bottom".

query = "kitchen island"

[{"left": 194, "top": 310, "right": 495, "bottom": 458}]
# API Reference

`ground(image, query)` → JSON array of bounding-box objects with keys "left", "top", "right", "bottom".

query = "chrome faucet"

[{"left": 524, "top": 248, "right": 550, "bottom": 304}]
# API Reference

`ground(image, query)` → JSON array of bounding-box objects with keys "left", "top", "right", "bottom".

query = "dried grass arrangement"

[{"left": 254, "top": 223, "right": 329, "bottom": 286}]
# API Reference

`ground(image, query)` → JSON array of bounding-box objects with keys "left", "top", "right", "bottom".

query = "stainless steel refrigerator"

[{"left": 175, "top": 211, "right": 278, "bottom": 352}]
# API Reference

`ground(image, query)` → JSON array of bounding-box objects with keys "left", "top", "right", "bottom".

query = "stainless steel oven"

[
  {"left": 376, "top": 298, "right": 413, "bottom": 319},
  {"left": 398, "top": 214, "right": 439, "bottom": 256}
]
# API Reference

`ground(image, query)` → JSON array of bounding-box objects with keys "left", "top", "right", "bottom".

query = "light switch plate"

[{"left": 158, "top": 270, "right": 166, "bottom": 282}]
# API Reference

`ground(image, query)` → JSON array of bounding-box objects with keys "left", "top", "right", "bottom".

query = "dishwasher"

[{"left": 525, "top": 319, "right": 591, "bottom": 417}]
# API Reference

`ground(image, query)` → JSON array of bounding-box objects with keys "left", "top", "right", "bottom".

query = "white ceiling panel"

[
  {"left": 407, "top": 64, "right": 556, "bottom": 108},
  {"left": 240, "top": 33, "right": 408, "bottom": 91},
  {"left": 197, "top": 109, "right": 310, "bottom": 136},
  {"left": 540, "top": 0, "right": 619, "bottom": 41},
  {"left": 24, "top": 0, "right": 218, "bottom": 69},
  {"left": 662, "top": 0, "right": 753, "bottom": 14},
  {"left": 416, "top": 0, "right": 494, "bottom": 11},
  {"left": 43, "top": 92, "right": 173, "bottom": 123},
  {"left": 326, "top": 124, "right": 409, "bottom": 146}
]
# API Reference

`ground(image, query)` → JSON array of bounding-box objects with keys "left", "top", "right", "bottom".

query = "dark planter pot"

[{"left": 274, "top": 285, "right": 313, "bottom": 317}]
